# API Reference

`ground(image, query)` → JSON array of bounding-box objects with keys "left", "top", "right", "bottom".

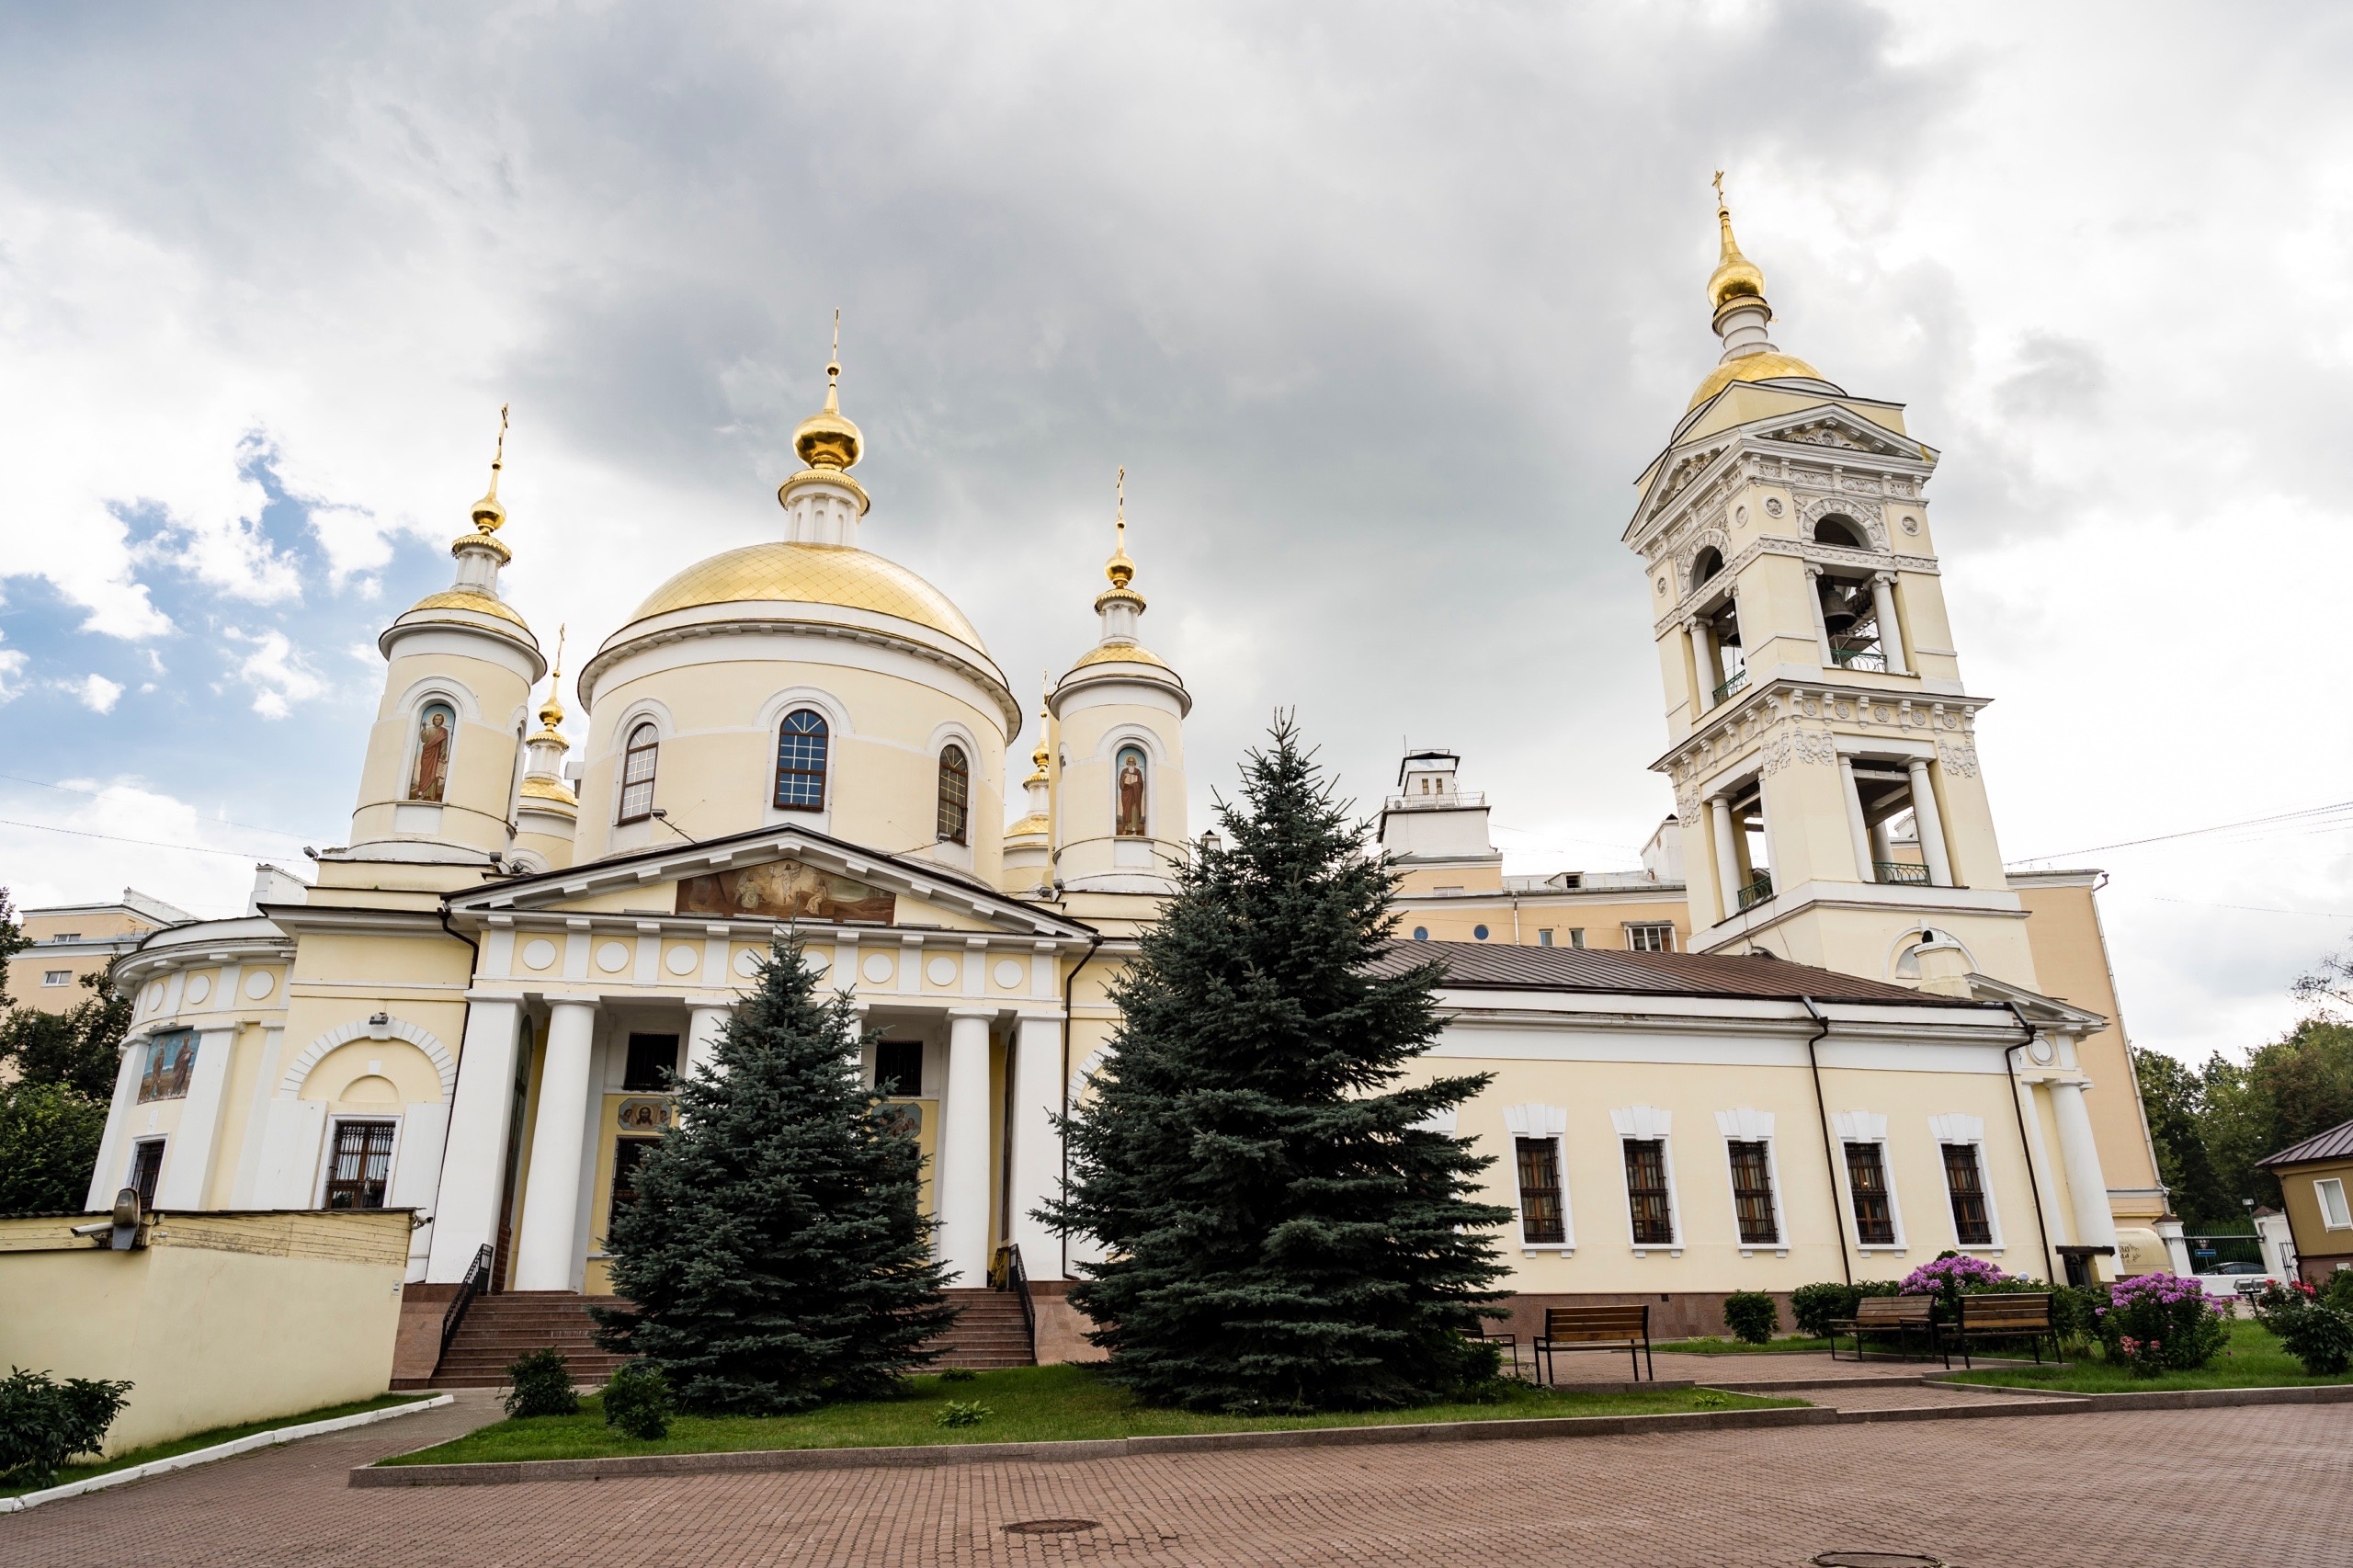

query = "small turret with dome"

[
  {"left": 512, "top": 628, "right": 580, "bottom": 872},
  {"left": 999, "top": 675, "right": 1058, "bottom": 895},
  {"left": 1685, "top": 173, "right": 1843, "bottom": 413},
  {"left": 345, "top": 406, "right": 549, "bottom": 870},
  {"left": 1048, "top": 471, "right": 1191, "bottom": 895}
]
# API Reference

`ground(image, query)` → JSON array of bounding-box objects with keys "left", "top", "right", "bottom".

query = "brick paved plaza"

[{"left": 7, "top": 1388, "right": 2349, "bottom": 1567}]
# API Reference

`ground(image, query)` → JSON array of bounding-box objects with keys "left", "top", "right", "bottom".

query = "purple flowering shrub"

[
  {"left": 2096, "top": 1272, "right": 2226, "bottom": 1372},
  {"left": 1897, "top": 1255, "right": 2018, "bottom": 1318}
]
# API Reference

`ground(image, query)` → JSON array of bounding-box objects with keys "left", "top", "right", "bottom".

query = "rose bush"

[{"left": 2095, "top": 1272, "right": 2226, "bottom": 1372}]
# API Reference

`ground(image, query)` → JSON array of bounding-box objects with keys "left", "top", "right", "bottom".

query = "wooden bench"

[
  {"left": 1941, "top": 1292, "right": 2054, "bottom": 1369},
  {"left": 1533, "top": 1304, "right": 1654, "bottom": 1383},
  {"left": 1468, "top": 1321, "right": 1522, "bottom": 1380},
  {"left": 1831, "top": 1295, "right": 1937, "bottom": 1362}
]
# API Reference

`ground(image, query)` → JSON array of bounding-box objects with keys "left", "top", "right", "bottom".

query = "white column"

[
  {"left": 154, "top": 1026, "right": 238, "bottom": 1210},
  {"left": 1905, "top": 759, "right": 1954, "bottom": 887},
  {"left": 1870, "top": 574, "right": 1909, "bottom": 676},
  {"left": 937, "top": 1009, "right": 995, "bottom": 1287},
  {"left": 683, "top": 1004, "right": 732, "bottom": 1085},
  {"left": 426, "top": 1000, "right": 523, "bottom": 1281},
  {"left": 513, "top": 999, "right": 597, "bottom": 1291},
  {"left": 2050, "top": 1078, "right": 2120, "bottom": 1267},
  {"left": 1838, "top": 756, "right": 1875, "bottom": 883},
  {"left": 84, "top": 1040, "right": 148, "bottom": 1211},
  {"left": 2154, "top": 1217, "right": 2192, "bottom": 1277},
  {"left": 1708, "top": 796, "right": 1743, "bottom": 922},
  {"left": 1806, "top": 566, "right": 1835, "bottom": 667},
  {"left": 1006, "top": 1014, "right": 1064, "bottom": 1280},
  {"left": 1688, "top": 620, "right": 1720, "bottom": 704}
]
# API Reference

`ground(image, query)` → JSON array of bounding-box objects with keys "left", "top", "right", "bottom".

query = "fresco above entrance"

[{"left": 674, "top": 858, "right": 898, "bottom": 924}]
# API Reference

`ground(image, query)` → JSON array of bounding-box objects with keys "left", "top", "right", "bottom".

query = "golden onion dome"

[
  {"left": 1706, "top": 199, "right": 1767, "bottom": 314},
  {"left": 518, "top": 774, "right": 577, "bottom": 808},
  {"left": 471, "top": 403, "right": 512, "bottom": 530},
  {"left": 793, "top": 359, "right": 863, "bottom": 471},
  {"left": 404, "top": 588, "right": 535, "bottom": 634},
  {"left": 1070, "top": 640, "right": 1171, "bottom": 672},
  {"left": 1006, "top": 811, "right": 1051, "bottom": 838},
  {"left": 1686, "top": 350, "right": 1838, "bottom": 412},
  {"left": 626, "top": 540, "right": 989, "bottom": 650}
]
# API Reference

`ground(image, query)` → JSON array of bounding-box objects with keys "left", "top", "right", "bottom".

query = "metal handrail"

[
  {"left": 1381, "top": 790, "right": 1488, "bottom": 811},
  {"left": 1873, "top": 860, "right": 1932, "bottom": 885},
  {"left": 1736, "top": 871, "right": 1774, "bottom": 910},
  {"left": 438, "top": 1242, "right": 494, "bottom": 1357},
  {"left": 1711, "top": 669, "right": 1749, "bottom": 706},
  {"left": 1830, "top": 646, "right": 1888, "bottom": 672},
  {"left": 990, "top": 1243, "right": 1037, "bottom": 1360}
]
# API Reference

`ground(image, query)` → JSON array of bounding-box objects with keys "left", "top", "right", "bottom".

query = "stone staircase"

[
  {"left": 417, "top": 1291, "right": 630, "bottom": 1390},
  {"left": 410, "top": 1286, "right": 1036, "bottom": 1389}
]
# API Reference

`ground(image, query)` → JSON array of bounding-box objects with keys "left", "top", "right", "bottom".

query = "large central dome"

[{"left": 627, "top": 540, "right": 990, "bottom": 653}]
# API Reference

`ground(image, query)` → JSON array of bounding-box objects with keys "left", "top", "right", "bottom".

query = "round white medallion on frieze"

[
  {"left": 806, "top": 949, "right": 830, "bottom": 975},
  {"left": 1764, "top": 497, "right": 1784, "bottom": 517},
  {"left": 521, "top": 938, "right": 557, "bottom": 971},
  {"left": 994, "top": 959, "right": 1025, "bottom": 989},
  {"left": 926, "top": 956, "right": 958, "bottom": 986},
  {"left": 1902, "top": 515, "right": 1920, "bottom": 535},
  {"left": 665, "top": 945, "right": 699, "bottom": 976},
  {"left": 184, "top": 973, "right": 210, "bottom": 1005},
  {"left": 142, "top": 982, "right": 162, "bottom": 1012},
  {"left": 244, "top": 969, "right": 275, "bottom": 1000},
  {"left": 861, "top": 951, "right": 896, "bottom": 983},
  {"left": 597, "top": 942, "right": 631, "bottom": 973},
  {"left": 734, "top": 949, "right": 763, "bottom": 978}
]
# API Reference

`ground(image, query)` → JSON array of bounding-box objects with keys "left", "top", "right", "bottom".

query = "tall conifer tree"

[
  {"left": 1043, "top": 716, "right": 1511, "bottom": 1412},
  {"left": 595, "top": 937, "right": 953, "bottom": 1412}
]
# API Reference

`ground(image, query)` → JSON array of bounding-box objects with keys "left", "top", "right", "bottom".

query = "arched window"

[
  {"left": 1690, "top": 546, "right": 1724, "bottom": 588},
  {"left": 408, "top": 700, "right": 457, "bottom": 802},
  {"left": 774, "top": 710, "right": 829, "bottom": 811},
  {"left": 617, "top": 722, "right": 659, "bottom": 824},
  {"left": 1813, "top": 515, "right": 1868, "bottom": 550},
  {"left": 936, "top": 744, "right": 970, "bottom": 845},
  {"left": 1113, "top": 744, "right": 1148, "bottom": 839}
]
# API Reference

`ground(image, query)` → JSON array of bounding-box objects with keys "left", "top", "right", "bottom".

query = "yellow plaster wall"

[
  {"left": 2271, "top": 1155, "right": 2353, "bottom": 1271},
  {"left": 349, "top": 646, "right": 533, "bottom": 855},
  {"left": 2013, "top": 878, "right": 2163, "bottom": 1210},
  {"left": 0, "top": 1210, "right": 407, "bottom": 1454}
]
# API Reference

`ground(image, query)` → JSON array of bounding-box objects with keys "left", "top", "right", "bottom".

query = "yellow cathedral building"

[{"left": 56, "top": 193, "right": 2182, "bottom": 1385}]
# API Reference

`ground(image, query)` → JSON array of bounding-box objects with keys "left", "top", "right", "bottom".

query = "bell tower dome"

[
  {"left": 1048, "top": 471, "right": 1191, "bottom": 894},
  {"left": 347, "top": 407, "right": 545, "bottom": 867},
  {"left": 1623, "top": 183, "right": 2038, "bottom": 994}
]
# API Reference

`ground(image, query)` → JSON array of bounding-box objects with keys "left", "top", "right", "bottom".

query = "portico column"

[
  {"left": 1806, "top": 565, "right": 1835, "bottom": 667},
  {"left": 1688, "top": 620, "right": 1720, "bottom": 705},
  {"left": 1838, "top": 756, "right": 1875, "bottom": 883},
  {"left": 426, "top": 1000, "right": 522, "bottom": 1281},
  {"left": 1904, "top": 759, "right": 1954, "bottom": 887},
  {"left": 84, "top": 1038, "right": 148, "bottom": 1211},
  {"left": 683, "top": 1004, "right": 732, "bottom": 1085},
  {"left": 1870, "top": 574, "right": 1910, "bottom": 675},
  {"left": 2154, "top": 1217, "right": 2192, "bottom": 1277},
  {"left": 1708, "top": 796, "right": 1743, "bottom": 923},
  {"left": 2050, "top": 1076, "right": 2120, "bottom": 1270},
  {"left": 514, "top": 999, "right": 597, "bottom": 1291},
  {"left": 154, "top": 1027, "right": 237, "bottom": 1209},
  {"left": 1006, "top": 1015, "right": 1064, "bottom": 1280},
  {"left": 937, "top": 1009, "right": 995, "bottom": 1287}
]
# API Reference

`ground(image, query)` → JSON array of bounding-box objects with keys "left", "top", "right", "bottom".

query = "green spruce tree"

[
  {"left": 1042, "top": 714, "right": 1511, "bottom": 1413},
  {"left": 593, "top": 936, "right": 954, "bottom": 1412}
]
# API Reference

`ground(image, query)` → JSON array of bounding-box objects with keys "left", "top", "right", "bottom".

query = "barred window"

[
  {"left": 1941, "top": 1142, "right": 1992, "bottom": 1245},
  {"left": 774, "top": 710, "right": 829, "bottom": 811},
  {"left": 617, "top": 722, "right": 659, "bottom": 824},
  {"left": 1845, "top": 1141, "right": 1896, "bottom": 1245},
  {"left": 1626, "top": 922, "right": 1675, "bottom": 952},
  {"left": 128, "top": 1139, "right": 165, "bottom": 1207},
  {"left": 1727, "top": 1139, "right": 1779, "bottom": 1244},
  {"left": 1623, "top": 1138, "right": 1674, "bottom": 1244},
  {"left": 608, "top": 1138, "right": 655, "bottom": 1233},
  {"left": 1514, "top": 1137, "right": 1566, "bottom": 1245},
  {"left": 324, "top": 1120, "right": 397, "bottom": 1210},
  {"left": 937, "top": 744, "right": 970, "bottom": 845}
]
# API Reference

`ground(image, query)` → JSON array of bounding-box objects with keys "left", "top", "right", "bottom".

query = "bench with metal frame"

[
  {"left": 1831, "top": 1295, "right": 1938, "bottom": 1362},
  {"left": 1533, "top": 1304, "right": 1654, "bottom": 1383},
  {"left": 1468, "top": 1320, "right": 1522, "bottom": 1380},
  {"left": 1941, "top": 1291, "right": 2055, "bottom": 1369}
]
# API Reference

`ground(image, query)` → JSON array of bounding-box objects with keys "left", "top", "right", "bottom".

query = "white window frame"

[
  {"left": 1625, "top": 921, "right": 1676, "bottom": 952},
  {"left": 1609, "top": 1105, "right": 1681, "bottom": 1256},
  {"left": 2317, "top": 1176, "right": 2353, "bottom": 1231},
  {"left": 1831, "top": 1110, "right": 1906, "bottom": 1254},
  {"left": 42, "top": 970, "right": 71, "bottom": 986},
  {"left": 312, "top": 1112, "right": 407, "bottom": 1211},
  {"left": 1713, "top": 1108, "right": 1788, "bottom": 1258},
  {"left": 124, "top": 1135, "right": 167, "bottom": 1203},
  {"left": 1501, "top": 1103, "right": 1574, "bottom": 1255},
  {"left": 1927, "top": 1113, "right": 2004, "bottom": 1253}
]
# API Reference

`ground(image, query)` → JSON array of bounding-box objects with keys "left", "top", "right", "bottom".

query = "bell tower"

[{"left": 1622, "top": 183, "right": 2038, "bottom": 994}]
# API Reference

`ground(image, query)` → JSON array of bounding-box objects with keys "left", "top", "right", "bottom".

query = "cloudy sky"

[{"left": 1, "top": 2, "right": 2347, "bottom": 1062}]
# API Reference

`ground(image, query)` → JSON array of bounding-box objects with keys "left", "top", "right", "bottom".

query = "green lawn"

[
  {"left": 1653, "top": 1335, "right": 1836, "bottom": 1355},
  {"left": 383, "top": 1363, "right": 1799, "bottom": 1466},
  {"left": 1949, "top": 1319, "right": 2353, "bottom": 1393},
  {"left": 4, "top": 1392, "right": 434, "bottom": 1498}
]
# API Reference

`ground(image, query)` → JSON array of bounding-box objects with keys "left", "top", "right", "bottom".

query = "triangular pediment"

[
  {"left": 1749, "top": 405, "right": 1928, "bottom": 462},
  {"left": 1961, "top": 972, "right": 2109, "bottom": 1035},
  {"left": 446, "top": 823, "right": 1096, "bottom": 940}
]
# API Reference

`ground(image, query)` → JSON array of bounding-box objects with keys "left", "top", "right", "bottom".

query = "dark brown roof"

[
  {"left": 2259, "top": 1117, "right": 2353, "bottom": 1168},
  {"left": 1369, "top": 939, "right": 1973, "bottom": 1006}
]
